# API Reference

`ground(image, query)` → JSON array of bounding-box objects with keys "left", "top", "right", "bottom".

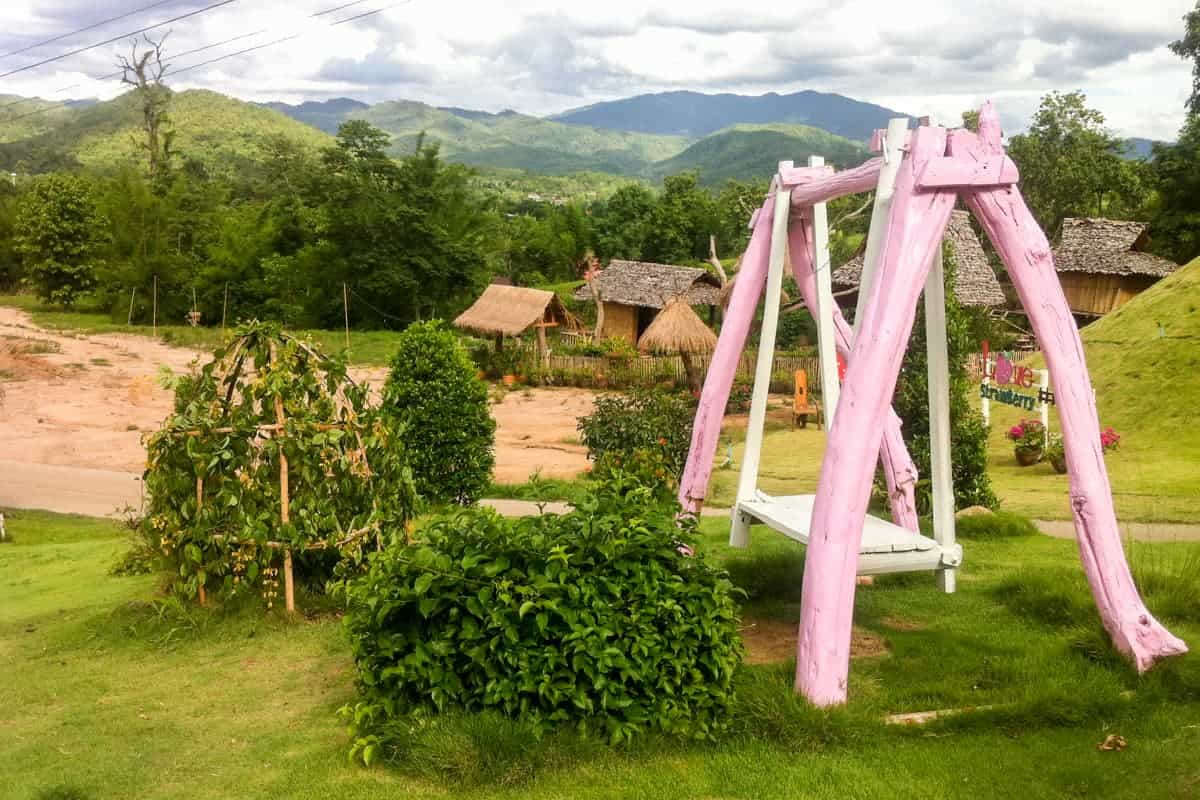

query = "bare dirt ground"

[{"left": 0, "top": 307, "right": 593, "bottom": 515}]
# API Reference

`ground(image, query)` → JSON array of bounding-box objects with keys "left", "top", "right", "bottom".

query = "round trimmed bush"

[
  {"left": 382, "top": 321, "right": 495, "bottom": 505},
  {"left": 340, "top": 478, "right": 743, "bottom": 746}
]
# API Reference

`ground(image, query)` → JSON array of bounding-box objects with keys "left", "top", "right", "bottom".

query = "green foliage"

[
  {"left": 141, "top": 322, "right": 416, "bottom": 605},
  {"left": 1007, "top": 91, "right": 1147, "bottom": 236},
  {"left": 14, "top": 173, "right": 108, "bottom": 306},
  {"left": 891, "top": 242, "right": 997, "bottom": 512},
  {"left": 954, "top": 511, "right": 1040, "bottom": 540},
  {"left": 339, "top": 479, "right": 743, "bottom": 748},
  {"left": 382, "top": 321, "right": 495, "bottom": 505},
  {"left": 577, "top": 389, "right": 696, "bottom": 480}
]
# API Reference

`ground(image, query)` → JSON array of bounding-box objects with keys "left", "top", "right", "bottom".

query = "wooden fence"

[{"left": 532, "top": 351, "right": 820, "bottom": 394}]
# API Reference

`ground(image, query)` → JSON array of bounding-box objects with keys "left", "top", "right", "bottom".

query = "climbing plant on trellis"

[{"left": 142, "top": 322, "right": 416, "bottom": 612}]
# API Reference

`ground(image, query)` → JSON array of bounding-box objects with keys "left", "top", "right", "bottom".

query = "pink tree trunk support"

[
  {"left": 787, "top": 218, "right": 920, "bottom": 531},
  {"left": 795, "top": 126, "right": 957, "bottom": 705},
  {"left": 678, "top": 194, "right": 775, "bottom": 512},
  {"left": 951, "top": 104, "right": 1186, "bottom": 670}
]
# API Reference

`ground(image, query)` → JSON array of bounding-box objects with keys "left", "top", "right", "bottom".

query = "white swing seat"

[{"left": 734, "top": 493, "right": 962, "bottom": 576}]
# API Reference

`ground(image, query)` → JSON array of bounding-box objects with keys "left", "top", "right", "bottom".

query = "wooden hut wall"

[
  {"left": 599, "top": 302, "right": 639, "bottom": 343},
  {"left": 1058, "top": 273, "right": 1158, "bottom": 317}
]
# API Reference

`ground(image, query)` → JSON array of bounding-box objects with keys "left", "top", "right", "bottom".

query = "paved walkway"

[{"left": 2, "top": 461, "right": 1197, "bottom": 542}]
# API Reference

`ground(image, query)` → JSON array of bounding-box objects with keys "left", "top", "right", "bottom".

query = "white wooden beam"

[
  {"left": 731, "top": 164, "right": 793, "bottom": 548},
  {"left": 925, "top": 244, "right": 956, "bottom": 593},
  {"left": 809, "top": 155, "right": 840, "bottom": 430},
  {"left": 854, "top": 118, "right": 909, "bottom": 334}
]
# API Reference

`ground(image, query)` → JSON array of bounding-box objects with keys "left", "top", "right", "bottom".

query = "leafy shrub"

[
  {"left": 954, "top": 511, "right": 1039, "bottom": 540},
  {"left": 383, "top": 321, "right": 496, "bottom": 505},
  {"left": 590, "top": 446, "right": 678, "bottom": 502},
  {"left": 577, "top": 389, "right": 695, "bottom": 480},
  {"left": 141, "top": 322, "right": 416, "bottom": 606},
  {"left": 892, "top": 241, "right": 998, "bottom": 512},
  {"left": 340, "top": 477, "right": 743, "bottom": 747},
  {"left": 725, "top": 378, "right": 752, "bottom": 414},
  {"left": 1006, "top": 419, "right": 1046, "bottom": 449}
]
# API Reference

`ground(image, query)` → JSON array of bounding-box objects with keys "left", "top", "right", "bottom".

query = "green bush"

[
  {"left": 577, "top": 389, "right": 695, "bottom": 480},
  {"left": 955, "top": 511, "right": 1039, "bottom": 540},
  {"left": 339, "top": 477, "right": 743, "bottom": 748},
  {"left": 383, "top": 321, "right": 496, "bottom": 505}
]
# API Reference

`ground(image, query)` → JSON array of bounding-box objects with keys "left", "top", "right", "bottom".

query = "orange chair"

[{"left": 793, "top": 368, "right": 821, "bottom": 429}]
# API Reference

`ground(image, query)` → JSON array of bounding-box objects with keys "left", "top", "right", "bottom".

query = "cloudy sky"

[{"left": 0, "top": 0, "right": 1194, "bottom": 140}]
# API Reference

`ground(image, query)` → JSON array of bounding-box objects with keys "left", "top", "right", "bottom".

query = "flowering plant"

[
  {"left": 1101, "top": 427, "right": 1121, "bottom": 452},
  {"left": 1006, "top": 419, "right": 1046, "bottom": 449}
]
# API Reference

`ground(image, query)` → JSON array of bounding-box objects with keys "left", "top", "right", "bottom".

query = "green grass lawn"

[
  {"left": 0, "top": 294, "right": 404, "bottom": 367},
  {"left": 3, "top": 509, "right": 1199, "bottom": 799}
]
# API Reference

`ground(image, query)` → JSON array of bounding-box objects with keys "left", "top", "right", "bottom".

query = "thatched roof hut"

[
  {"left": 573, "top": 260, "right": 721, "bottom": 344},
  {"left": 638, "top": 298, "right": 718, "bottom": 354},
  {"left": 1052, "top": 218, "right": 1178, "bottom": 318},
  {"left": 833, "top": 210, "right": 1006, "bottom": 308},
  {"left": 572, "top": 261, "right": 722, "bottom": 308},
  {"left": 454, "top": 285, "right": 582, "bottom": 351}
]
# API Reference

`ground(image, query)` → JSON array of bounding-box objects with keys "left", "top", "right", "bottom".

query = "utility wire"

[
  {"left": 0, "top": 0, "right": 375, "bottom": 114},
  {"left": 0, "top": 0, "right": 178, "bottom": 61},
  {"left": 0, "top": 0, "right": 239, "bottom": 80}
]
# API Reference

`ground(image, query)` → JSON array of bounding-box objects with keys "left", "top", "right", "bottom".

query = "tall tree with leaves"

[
  {"left": 15, "top": 174, "right": 109, "bottom": 306},
  {"left": 1007, "top": 91, "right": 1139, "bottom": 235}
]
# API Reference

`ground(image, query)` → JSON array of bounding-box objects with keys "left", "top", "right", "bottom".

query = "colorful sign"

[{"left": 980, "top": 341, "right": 1055, "bottom": 413}]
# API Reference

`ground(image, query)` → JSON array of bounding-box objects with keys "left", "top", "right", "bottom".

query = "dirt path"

[{"left": 0, "top": 307, "right": 593, "bottom": 516}]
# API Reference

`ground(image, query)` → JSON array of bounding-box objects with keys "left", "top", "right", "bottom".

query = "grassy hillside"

[
  {"left": 348, "top": 101, "right": 689, "bottom": 175},
  {"left": 649, "top": 123, "right": 871, "bottom": 185},
  {"left": 0, "top": 89, "right": 332, "bottom": 174},
  {"left": 0, "top": 95, "right": 79, "bottom": 144}
]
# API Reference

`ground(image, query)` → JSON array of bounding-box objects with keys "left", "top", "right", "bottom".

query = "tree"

[
  {"left": 891, "top": 243, "right": 997, "bottom": 513},
  {"left": 1006, "top": 91, "right": 1139, "bottom": 235},
  {"left": 15, "top": 174, "right": 108, "bottom": 306},
  {"left": 1149, "top": 3, "right": 1200, "bottom": 263},
  {"left": 593, "top": 183, "right": 656, "bottom": 260},
  {"left": 118, "top": 35, "right": 174, "bottom": 181},
  {"left": 1170, "top": 1, "right": 1200, "bottom": 114}
]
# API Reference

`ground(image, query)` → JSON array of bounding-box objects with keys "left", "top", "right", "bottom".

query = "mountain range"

[{"left": 0, "top": 88, "right": 1162, "bottom": 190}]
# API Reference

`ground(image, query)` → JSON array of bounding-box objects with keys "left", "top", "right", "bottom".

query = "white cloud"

[{"left": 0, "top": 0, "right": 1192, "bottom": 139}]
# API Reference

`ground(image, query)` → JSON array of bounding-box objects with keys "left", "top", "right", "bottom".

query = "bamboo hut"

[
  {"left": 454, "top": 284, "right": 582, "bottom": 356},
  {"left": 1052, "top": 218, "right": 1178, "bottom": 318},
  {"left": 574, "top": 260, "right": 721, "bottom": 344},
  {"left": 637, "top": 297, "right": 718, "bottom": 391},
  {"left": 833, "top": 210, "right": 1006, "bottom": 309}
]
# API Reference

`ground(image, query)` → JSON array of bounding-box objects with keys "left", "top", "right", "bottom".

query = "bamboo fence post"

[
  {"left": 152, "top": 274, "right": 158, "bottom": 337},
  {"left": 269, "top": 341, "right": 295, "bottom": 614},
  {"left": 196, "top": 476, "right": 206, "bottom": 606},
  {"left": 221, "top": 283, "right": 229, "bottom": 336},
  {"left": 127, "top": 287, "right": 137, "bottom": 326},
  {"left": 343, "top": 283, "right": 351, "bottom": 351}
]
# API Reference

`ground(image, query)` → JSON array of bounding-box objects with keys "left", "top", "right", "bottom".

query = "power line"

[
  {"left": 0, "top": 0, "right": 240, "bottom": 80},
  {"left": 0, "top": 0, "right": 384, "bottom": 120},
  {"left": 0, "top": 0, "right": 178, "bottom": 61}
]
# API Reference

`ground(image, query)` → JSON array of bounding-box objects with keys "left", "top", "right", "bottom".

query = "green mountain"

[
  {"left": 0, "top": 95, "right": 79, "bottom": 144},
  {"left": 649, "top": 123, "right": 871, "bottom": 185},
  {"left": 306, "top": 99, "right": 690, "bottom": 176},
  {"left": 0, "top": 89, "right": 332, "bottom": 174}
]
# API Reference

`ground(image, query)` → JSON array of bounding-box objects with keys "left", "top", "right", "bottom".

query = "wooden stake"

[
  {"left": 343, "top": 283, "right": 351, "bottom": 351},
  {"left": 152, "top": 274, "right": 158, "bottom": 338},
  {"left": 221, "top": 283, "right": 229, "bottom": 335},
  {"left": 127, "top": 287, "right": 137, "bottom": 326},
  {"left": 269, "top": 341, "right": 295, "bottom": 614},
  {"left": 196, "top": 475, "right": 205, "bottom": 606}
]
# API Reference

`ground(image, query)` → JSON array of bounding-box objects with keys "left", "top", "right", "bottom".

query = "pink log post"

[
  {"left": 795, "top": 125, "right": 957, "bottom": 706},
  {"left": 787, "top": 217, "right": 920, "bottom": 531},
  {"left": 951, "top": 103, "right": 1186, "bottom": 671},
  {"left": 678, "top": 193, "right": 775, "bottom": 512}
]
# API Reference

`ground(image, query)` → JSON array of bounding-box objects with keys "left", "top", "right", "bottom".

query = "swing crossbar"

[{"left": 734, "top": 493, "right": 961, "bottom": 575}]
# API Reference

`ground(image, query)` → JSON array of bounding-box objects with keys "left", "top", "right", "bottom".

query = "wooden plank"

[
  {"left": 809, "top": 155, "right": 840, "bottom": 429},
  {"left": 731, "top": 165, "right": 793, "bottom": 547},
  {"left": 788, "top": 158, "right": 881, "bottom": 208},
  {"left": 924, "top": 245, "right": 957, "bottom": 593},
  {"left": 855, "top": 118, "right": 909, "bottom": 333},
  {"left": 916, "top": 155, "right": 1019, "bottom": 189},
  {"left": 777, "top": 164, "right": 834, "bottom": 187}
]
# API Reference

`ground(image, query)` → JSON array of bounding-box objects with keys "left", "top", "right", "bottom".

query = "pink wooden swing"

[{"left": 678, "top": 103, "right": 1187, "bottom": 707}]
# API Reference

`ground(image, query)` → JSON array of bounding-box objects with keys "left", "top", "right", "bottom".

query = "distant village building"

[
  {"left": 833, "top": 210, "right": 1006, "bottom": 309},
  {"left": 1052, "top": 218, "right": 1178, "bottom": 319},
  {"left": 574, "top": 260, "right": 722, "bottom": 344}
]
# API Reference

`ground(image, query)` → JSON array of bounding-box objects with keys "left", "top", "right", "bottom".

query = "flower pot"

[
  {"left": 1015, "top": 446, "right": 1043, "bottom": 467},
  {"left": 1049, "top": 454, "right": 1068, "bottom": 474}
]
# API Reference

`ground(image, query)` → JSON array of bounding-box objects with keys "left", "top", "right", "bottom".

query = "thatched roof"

[
  {"left": 833, "top": 210, "right": 1006, "bottom": 307},
  {"left": 454, "top": 284, "right": 580, "bottom": 337},
  {"left": 1053, "top": 218, "right": 1177, "bottom": 278},
  {"left": 638, "top": 298, "right": 718, "bottom": 354},
  {"left": 573, "top": 260, "right": 722, "bottom": 308}
]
